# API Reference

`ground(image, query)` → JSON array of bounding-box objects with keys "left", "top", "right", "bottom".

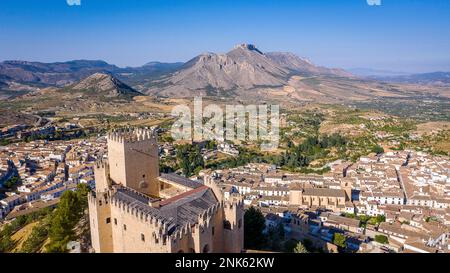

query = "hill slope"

[
  {"left": 71, "top": 73, "right": 142, "bottom": 98},
  {"left": 148, "top": 44, "right": 289, "bottom": 96},
  {"left": 3, "top": 73, "right": 145, "bottom": 114},
  {"left": 0, "top": 60, "right": 182, "bottom": 95},
  {"left": 0, "top": 60, "right": 120, "bottom": 86},
  {"left": 266, "top": 52, "right": 353, "bottom": 77}
]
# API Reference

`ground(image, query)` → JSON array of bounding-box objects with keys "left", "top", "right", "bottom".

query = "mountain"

[
  {"left": 3, "top": 73, "right": 145, "bottom": 114},
  {"left": 146, "top": 44, "right": 353, "bottom": 97},
  {"left": 151, "top": 44, "right": 289, "bottom": 95},
  {"left": 1, "top": 45, "right": 355, "bottom": 98},
  {"left": 0, "top": 80, "right": 8, "bottom": 99},
  {"left": 70, "top": 73, "right": 142, "bottom": 98},
  {"left": 266, "top": 52, "right": 353, "bottom": 77},
  {"left": 375, "top": 72, "right": 450, "bottom": 85},
  {"left": 348, "top": 68, "right": 410, "bottom": 77},
  {"left": 0, "top": 60, "right": 120, "bottom": 86},
  {"left": 143, "top": 61, "right": 184, "bottom": 69},
  {"left": 0, "top": 110, "right": 43, "bottom": 127},
  {"left": 3, "top": 44, "right": 447, "bottom": 106},
  {"left": 116, "top": 62, "right": 184, "bottom": 88},
  {"left": 0, "top": 59, "right": 185, "bottom": 96}
]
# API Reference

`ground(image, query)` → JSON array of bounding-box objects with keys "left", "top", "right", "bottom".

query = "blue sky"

[{"left": 0, "top": 0, "right": 449, "bottom": 72}]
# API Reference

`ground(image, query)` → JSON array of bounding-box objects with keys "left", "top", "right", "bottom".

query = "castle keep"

[{"left": 88, "top": 129, "right": 244, "bottom": 253}]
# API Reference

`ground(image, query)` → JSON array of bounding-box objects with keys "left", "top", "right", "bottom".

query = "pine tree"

[
  {"left": 244, "top": 207, "right": 266, "bottom": 249},
  {"left": 294, "top": 242, "right": 309, "bottom": 253}
]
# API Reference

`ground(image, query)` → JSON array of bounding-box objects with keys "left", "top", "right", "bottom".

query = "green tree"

[
  {"left": 206, "top": 140, "right": 217, "bottom": 150},
  {"left": 333, "top": 233, "right": 346, "bottom": 249},
  {"left": 46, "top": 190, "right": 83, "bottom": 253},
  {"left": 283, "top": 239, "right": 298, "bottom": 253},
  {"left": 376, "top": 215, "right": 386, "bottom": 224},
  {"left": 76, "top": 183, "right": 91, "bottom": 208},
  {"left": 372, "top": 145, "right": 384, "bottom": 155},
  {"left": 276, "top": 222, "right": 285, "bottom": 239},
  {"left": 0, "top": 139, "right": 10, "bottom": 146},
  {"left": 19, "top": 222, "right": 49, "bottom": 253},
  {"left": 302, "top": 239, "right": 314, "bottom": 252},
  {"left": 375, "top": 235, "right": 389, "bottom": 244},
  {"left": 368, "top": 215, "right": 386, "bottom": 225},
  {"left": 54, "top": 130, "right": 63, "bottom": 140},
  {"left": 244, "top": 207, "right": 266, "bottom": 250},
  {"left": 0, "top": 224, "right": 14, "bottom": 253},
  {"left": 176, "top": 144, "right": 205, "bottom": 177},
  {"left": 3, "top": 176, "right": 20, "bottom": 189},
  {"left": 267, "top": 222, "right": 285, "bottom": 251},
  {"left": 294, "top": 242, "right": 309, "bottom": 253}
]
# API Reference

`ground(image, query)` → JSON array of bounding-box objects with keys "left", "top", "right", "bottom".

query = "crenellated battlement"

[
  {"left": 89, "top": 127, "right": 244, "bottom": 253},
  {"left": 204, "top": 174, "right": 244, "bottom": 207},
  {"left": 95, "top": 160, "right": 109, "bottom": 170},
  {"left": 107, "top": 128, "right": 157, "bottom": 144},
  {"left": 110, "top": 191, "right": 168, "bottom": 231},
  {"left": 106, "top": 127, "right": 160, "bottom": 197},
  {"left": 108, "top": 187, "right": 221, "bottom": 240}
]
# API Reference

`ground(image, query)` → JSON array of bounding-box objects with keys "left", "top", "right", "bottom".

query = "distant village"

[
  {"left": 0, "top": 137, "right": 106, "bottom": 221},
  {"left": 0, "top": 130, "right": 449, "bottom": 253},
  {"left": 206, "top": 151, "right": 450, "bottom": 253}
]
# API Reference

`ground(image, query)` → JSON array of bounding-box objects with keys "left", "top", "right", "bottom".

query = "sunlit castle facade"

[{"left": 88, "top": 128, "right": 244, "bottom": 253}]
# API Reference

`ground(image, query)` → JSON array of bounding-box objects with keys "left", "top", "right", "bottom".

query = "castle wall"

[
  {"left": 94, "top": 162, "right": 111, "bottom": 192},
  {"left": 88, "top": 194, "right": 101, "bottom": 252},
  {"left": 107, "top": 137, "right": 127, "bottom": 187},
  {"left": 88, "top": 192, "right": 113, "bottom": 253},
  {"left": 89, "top": 130, "right": 244, "bottom": 253},
  {"left": 205, "top": 176, "right": 244, "bottom": 253},
  {"left": 212, "top": 206, "right": 225, "bottom": 252},
  {"left": 90, "top": 189, "right": 244, "bottom": 253},
  {"left": 110, "top": 200, "right": 171, "bottom": 253},
  {"left": 123, "top": 139, "right": 159, "bottom": 196},
  {"left": 107, "top": 197, "right": 228, "bottom": 253},
  {"left": 222, "top": 199, "right": 244, "bottom": 253},
  {"left": 191, "top": 211, "right": 215, "bottom": 253}
]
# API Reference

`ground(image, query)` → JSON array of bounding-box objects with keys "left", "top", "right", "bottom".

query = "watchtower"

[{"left": 107, "top": 128, "right": 160, "bottom": 197}]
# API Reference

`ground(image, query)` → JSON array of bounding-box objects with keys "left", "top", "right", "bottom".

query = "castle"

[{"left": 88, "top": 128, "right": 244, "bottom": 253}]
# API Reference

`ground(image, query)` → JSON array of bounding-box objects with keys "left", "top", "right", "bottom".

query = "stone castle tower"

[
  {"left": 88, "top": 128, "right": 244, "bottom": 253},
  {"left": 107, "top": 128, "right": 160, "bottom": 197}
]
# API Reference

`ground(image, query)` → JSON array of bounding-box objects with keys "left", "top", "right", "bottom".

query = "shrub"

[{"left": 375, "top": 235, "right": 389, "bottom": 244}]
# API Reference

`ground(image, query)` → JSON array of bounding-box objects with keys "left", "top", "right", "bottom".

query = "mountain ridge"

[
  {"left": 70, "top": 72, "right": 142, "bottom": 98},
  {"left": 266, "top": 52, "right": 353, "bottom": 77},
  {"left": 146, "top": 44, "right": 353, "bottom": 97},
  {"left": 0, "top": 59, "right": 120, "bottom": 86},
  {"left": 372, "top": 71, "right": 450, "bottom": 85},
  {"left": 0, "top": 44, "right": 354, "bottom": 96},
  {"left": 2, "top": 44, "right": 449, "bottom": 103}
]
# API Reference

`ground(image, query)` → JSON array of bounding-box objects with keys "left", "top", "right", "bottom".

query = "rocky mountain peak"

[
  {"left": 233, "top": 43, "right": 263, "bottom": 54},
  {"left": 72, "top": 73, "right": 141, "bottom": 98}
]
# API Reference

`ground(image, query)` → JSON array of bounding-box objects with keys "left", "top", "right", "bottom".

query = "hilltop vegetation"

[{"left": 0, "top": 184, "right": 90, "bottom": 253}]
